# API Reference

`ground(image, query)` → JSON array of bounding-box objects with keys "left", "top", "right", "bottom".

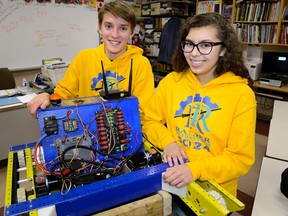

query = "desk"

[
  {"left": 266, "top": 100, "right": 288, "bottom": 161},
  {"left": 254, "top": 81, "right": 288, "bottom": 100},
  {"left": 252, "top": 100, "right": 288, "bottom": 215},
  {"left": 0, "top": 106, "right": 40, "bottom": 160},
  {"left": 252, "top": 157, "right": 288, "bottom": 216},
  {"left": 254, "top": 81, "right": 288, "bottom": 120}
]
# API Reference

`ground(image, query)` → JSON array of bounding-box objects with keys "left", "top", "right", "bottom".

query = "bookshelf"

[
  {"left": 141, "top": 0, "right": 196, "bottom": 86},
  {"left": 231, "top": 0, "right": 288, "bottom": 46}
]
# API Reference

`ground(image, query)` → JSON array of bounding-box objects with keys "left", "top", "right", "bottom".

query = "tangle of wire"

[
  {"left": 49, "top": 142, "right": 144, "bottom": 184},
  {"left": 34, "top": 99, "right": 144, "bottom": 194}
]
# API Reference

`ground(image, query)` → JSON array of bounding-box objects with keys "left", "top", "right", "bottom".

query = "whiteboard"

[{"left": 0, "top": 1, "right": 99, "bottom": 71}]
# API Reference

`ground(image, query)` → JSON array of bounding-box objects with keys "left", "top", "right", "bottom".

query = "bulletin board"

[{"left": 0, "top": 1, "right": 100, "bottom": 71}]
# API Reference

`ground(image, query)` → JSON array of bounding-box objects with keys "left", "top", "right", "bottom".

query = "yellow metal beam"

[
  {"left": 5, "top": 152, "right": 14, "bottom": 206},
  {"left": 25, "top": 148, "right": 37, "bottom": 201}
]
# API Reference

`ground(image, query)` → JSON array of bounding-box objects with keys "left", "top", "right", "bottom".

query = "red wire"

[{"left": 34, "top": 141, "right": 70, "bottom": 176}]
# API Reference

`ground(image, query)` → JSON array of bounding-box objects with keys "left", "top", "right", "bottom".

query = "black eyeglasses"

[{"left": 180, "top": 41, "right": 223, "bottom": 55}]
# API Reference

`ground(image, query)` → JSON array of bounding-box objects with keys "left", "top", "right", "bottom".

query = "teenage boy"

[{"left": 28, "top": 0, "right": 154, "bottom": 121}]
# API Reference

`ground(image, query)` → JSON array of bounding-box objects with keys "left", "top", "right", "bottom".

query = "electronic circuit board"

[{"left": 35, "top": 96, "right": 144, "bottom": 172}]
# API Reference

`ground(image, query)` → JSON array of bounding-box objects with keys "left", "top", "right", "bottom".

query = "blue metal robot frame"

[
  {"left": 5, "top": 95, "right": 168, "bottom": 215},
  {"left": 5, "top": 145, "right": 168, "bottom": 215}
]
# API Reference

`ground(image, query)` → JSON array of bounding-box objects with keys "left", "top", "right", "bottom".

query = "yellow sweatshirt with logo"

[
  {"left": 55, "top": 44, "right": 154, "bottom": 120},
  {"left": 142, "top": 70, "right": 256, "bottom": 196}
]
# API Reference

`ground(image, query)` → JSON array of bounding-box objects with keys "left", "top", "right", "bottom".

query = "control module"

[{"left": 4, "top": 96, "right": 164, "bottom": 216}]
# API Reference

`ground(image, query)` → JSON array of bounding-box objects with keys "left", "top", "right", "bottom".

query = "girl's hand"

[{"left": 163, "top": 142, "right": 187, "bottom": 167}]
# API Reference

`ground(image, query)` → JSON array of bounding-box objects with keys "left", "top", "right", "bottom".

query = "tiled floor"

[{"left": 0, "top": 120, "right": 270, "bottom": 215}]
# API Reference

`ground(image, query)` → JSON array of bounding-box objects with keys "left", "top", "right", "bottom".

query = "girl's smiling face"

[{"left": 183, "top": 26, "right": 226, "bottom": 85}]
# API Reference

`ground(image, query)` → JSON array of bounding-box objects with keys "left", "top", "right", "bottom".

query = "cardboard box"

[
  {"left": 141, "top": 4, "right": 151, "bottom": 16},
  {"left": 160, "top": 2, "right": 186, "bottom": 15},
  {"left": 144, "top": 18, "right": 155, "bottom": 29},
  {"left": 160, "top": 2, "right": 182, "bottom": 9},
  {"left": 151, "top": 2, "right": 161, "bottom": 15},
  {"left": 153, "top": 32, "right": 161, "bottom": 43},
  {"left": 161, "top": 17, "right": 171, "bottom": 28}
]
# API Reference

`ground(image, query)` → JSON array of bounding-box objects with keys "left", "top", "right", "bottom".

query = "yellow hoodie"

[
  {"left": 55, "top": 44, "right": 154, "bottom": 120},
  {"left": 142, "top": 70, "right": 256, "bottom": 196}
]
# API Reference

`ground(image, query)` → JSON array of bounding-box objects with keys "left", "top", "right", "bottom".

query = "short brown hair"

[{"left": 98, "top": 0, "right": 137, "bottom": 30}]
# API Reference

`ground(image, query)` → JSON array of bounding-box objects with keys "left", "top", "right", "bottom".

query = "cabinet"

[
  {"left": 0, "top": 106, "right": 40, "bottom": 160},
  {"left": 231, "top": 0, "right": 288, "bottom": 46},
  {"left": 141, "top": 0, "right": 196, "bottom": 86}
]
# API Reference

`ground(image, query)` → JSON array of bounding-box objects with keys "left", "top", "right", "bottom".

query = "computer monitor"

[{"left": 261, "top": 51, "right": 288, "bottom": 78}]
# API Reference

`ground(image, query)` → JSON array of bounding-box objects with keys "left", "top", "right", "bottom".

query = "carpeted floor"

[
  {"left": 235, "top": 119, "right": 270, "bottom": 216},
  {"left": 255, "top": 119, "right": 270, "bottom": 137},
  {"left": 236, "top": 190, "right": 255, "bottom": 216}
]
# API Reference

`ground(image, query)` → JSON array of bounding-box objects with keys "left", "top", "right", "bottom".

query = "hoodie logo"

[
  {"left": 91, "top": 70, "right": 126, "bottom": 91},
  {"left": 174, "top": 94, "right": 221, "bottom": 150}
]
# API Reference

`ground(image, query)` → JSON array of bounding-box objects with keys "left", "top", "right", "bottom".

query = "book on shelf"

[
  {"left": 260, "top": 25, "right": 265, "bottom": 43},
  {"left": 223, "top": 4, "right": 233, "bottom": 20},
  {"left": 235, "top": 1, "right": 283, "bottom": 22},
  {"left": 272, "top": 25, "right": 277, "bottom": 43},
  {"left": 263, "top": 2, "right": 270, "bottom": 21},
  {"left": 239, "top": 3, "right": 246, "bottom": 21},
  {"left": 197, "top": 1, "right": 222, "bottom": 14},
  {"left": 259, "top": 2, "right": 266, "bottom": 22},
  {"left": 233, "top": 23, "right": 243, "bottom": 41},
  {"left": 280, "top": 25, "right": 288, "bottom": 44},
  {"left": 282, "top": 3, "right": 288, "bottom": 20},
  {"left": 274, "top": 1, "right": 281, "bottom": 21},
  {"left": 253, "top": 2, "right": 260, "bottom": 21},
  {"left": 244, "top": 2, "right": 250, "bottom": 21},
  {"left": 247, "top": 2, "right": 254, "bottom": 22},
  {"left": 267, "top": 2, "right": 279, "bottom": 21},
  {"left": 286, "top": 26, "right": 288, "bottom": 44},
  {"left": 235, "top": 5, "right": 240, "bottom": 21}
]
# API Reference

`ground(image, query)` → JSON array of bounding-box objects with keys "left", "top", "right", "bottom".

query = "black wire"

[
  {"left": 113, "top": 141, "right": 144, "bottom": 175},
  {"left": 61, "top": 144, "right": 123, "bottom": 162},
  {"left": 49, "top": 158, "right": 115, "bottom": 180},
  {"left": 142, "top": 133, "right": 162, "bottom": 152},
  {"left": 51, "top": 142, "right": 144, "bottom": 182}
]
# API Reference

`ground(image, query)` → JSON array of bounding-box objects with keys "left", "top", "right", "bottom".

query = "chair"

[{"left": 0, "top": 68, "right": 16, "bottom": 90}]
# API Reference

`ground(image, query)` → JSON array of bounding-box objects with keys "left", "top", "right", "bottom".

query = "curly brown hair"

[{"left": 172, "top": 13, "right": 253, "bottom": 88}]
